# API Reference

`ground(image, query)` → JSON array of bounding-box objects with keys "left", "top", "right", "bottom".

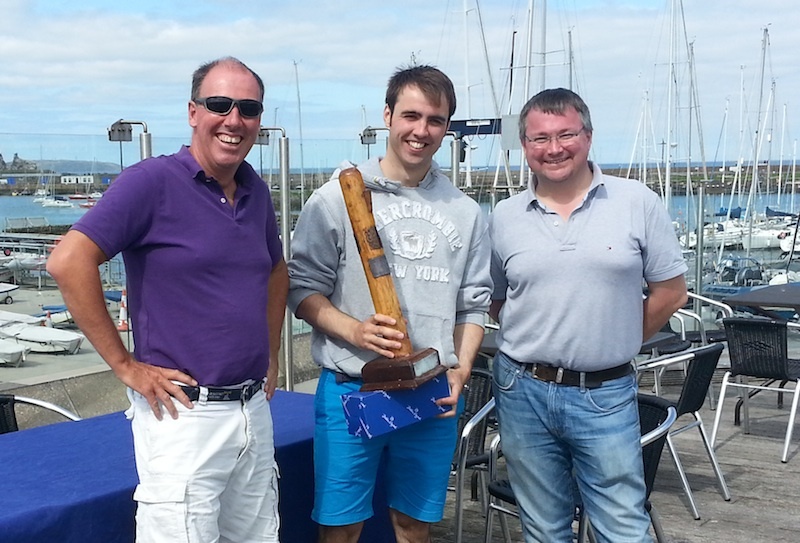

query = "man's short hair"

[
  {"left": 386, "top": 65, "right": 457, "bottom": 119},
  {"left": 518, "top": 88, "right": 593, "bottom": 141},
  {"left": 191, "top": 57, "right": 264, "bottom": 101}
]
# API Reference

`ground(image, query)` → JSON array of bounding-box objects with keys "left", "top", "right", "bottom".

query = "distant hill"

[{"left": 35, "top": 159, "right": 120, "bottom": 175}]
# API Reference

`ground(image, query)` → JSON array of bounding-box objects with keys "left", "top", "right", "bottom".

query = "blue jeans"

[{"left": 492, "top": 352, "right": 652, "bottom": 543}]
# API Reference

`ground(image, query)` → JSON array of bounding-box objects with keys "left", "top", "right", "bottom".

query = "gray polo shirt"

[{"left": 489, "top": 163, "right": 687, "bottom": 371}]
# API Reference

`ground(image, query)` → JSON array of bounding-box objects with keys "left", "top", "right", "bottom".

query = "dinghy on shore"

[
  {"left": 0, "top": 323, "right": 84, "bottom": 354},
  {"left": 0, "top": 338, "right": 29, "bottom": 366},
  {"left": 0, "top": 309, "right": 45, "bottom": 325},
  {"left": 0, "top": 309, "right": 84, "bottom": 354}
]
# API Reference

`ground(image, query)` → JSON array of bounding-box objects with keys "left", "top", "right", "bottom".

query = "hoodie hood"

[{"left": 335, "top": 158, "right": 442, "bottom": 194}]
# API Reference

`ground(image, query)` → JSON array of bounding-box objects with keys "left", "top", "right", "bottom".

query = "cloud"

[{"left": 1, "top": 0, "right": 799, "bottom": 168}]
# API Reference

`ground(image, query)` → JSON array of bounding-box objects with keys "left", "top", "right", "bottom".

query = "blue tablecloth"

[{"left": 0, "top": 390, "right": 394, "bottom": 542}]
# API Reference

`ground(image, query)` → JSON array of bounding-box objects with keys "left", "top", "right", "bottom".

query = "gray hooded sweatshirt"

[{"left": 287, "top": 157, "right": 492, "bottom": 377}]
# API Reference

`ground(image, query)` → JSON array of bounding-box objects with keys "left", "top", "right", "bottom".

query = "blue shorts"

[{"left": 312, "top": 369, "right": 461, "bottom": 526}]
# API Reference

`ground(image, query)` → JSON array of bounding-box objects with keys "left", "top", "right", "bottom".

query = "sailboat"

[
  {"left": 627, "top": 0, "right": 715, "bottom": 295},
  {"left": 699, "top": 27, "right": 790, "bottom": 300},
  {"left": 41, "top": 196, "right": 73, "bottom": 208},
  {"left": 34, "top": 172, "right": 73, "bottom": 207}
]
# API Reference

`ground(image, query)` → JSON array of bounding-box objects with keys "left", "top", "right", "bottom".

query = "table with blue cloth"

[{"left": 0, "top": 390, "right": 394, "bottom": 543}]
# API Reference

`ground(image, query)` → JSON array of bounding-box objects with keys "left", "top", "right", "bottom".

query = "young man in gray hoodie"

[{"left": 287, "top": 65, "right": 492, "bottom": 543}]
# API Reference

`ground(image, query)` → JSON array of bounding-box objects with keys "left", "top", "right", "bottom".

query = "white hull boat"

[
  {"left": 741, "top": 227, "right": 792, "bottom": 250},
  {"left": 0, "top": 323, "right": 84, "bottom": 354},
  {"left": 779, "top": 235, "right": 800, "bottom": 255},
  {"left": 40, "top": 197, "right": 74, "bottom": 208},
  {"left": 0, "top": 283, "right": 19, "bottom": 304},
  {"left": 680, "top": 220, "right": 744, "bottom": 249},
  {"left": 0, "top": 338, "right": 29, "bottom": 366}
]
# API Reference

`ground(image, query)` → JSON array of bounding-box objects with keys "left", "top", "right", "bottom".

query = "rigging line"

[
  {"left": 710, "top": 100, "right": 729, "bottom": 165},
  {"left": 434, "top": 0, "right": 453, "bottom": 62},
  {"left": 474, "top": 0, "right": 513, "bottom": 185}
]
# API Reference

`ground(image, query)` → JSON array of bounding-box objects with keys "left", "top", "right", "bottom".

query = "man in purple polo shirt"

[{"left": 47, "top": 57, "right": 288, "bottom": 542}]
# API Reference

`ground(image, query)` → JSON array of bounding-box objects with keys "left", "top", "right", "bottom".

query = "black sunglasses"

[{"left": 194, "top": 96, "right": 264, "bottom": 118}]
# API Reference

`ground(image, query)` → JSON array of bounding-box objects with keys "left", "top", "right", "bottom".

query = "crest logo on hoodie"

[
  {"left": 387, "top": 229, "right": 437, "bottom": 260},
  {"left": 374, "top": 202, "right": 464, "bottom": 251}
]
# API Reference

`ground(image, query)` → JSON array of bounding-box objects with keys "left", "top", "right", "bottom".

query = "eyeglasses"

[
  {"left": 524, "top": 127, "right": 586, "bottom": 148},
  {"left": 194, "top": 96, "right": 264, "bottom": 119}
]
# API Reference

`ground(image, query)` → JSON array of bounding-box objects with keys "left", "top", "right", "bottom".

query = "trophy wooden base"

[{"left": 360, "top": 348, "right": 446, "bottom": 391}]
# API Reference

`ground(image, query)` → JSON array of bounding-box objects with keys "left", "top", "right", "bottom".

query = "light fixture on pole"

[
  {"left": 360, "top": 126, "right": 388, "bottom": 159},
  {"left": 108, "top": 120, "right": 152, "bottom": 171}
]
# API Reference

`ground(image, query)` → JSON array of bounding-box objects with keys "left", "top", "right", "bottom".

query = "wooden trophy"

[{"left": 339, "top": 167, "right": 445, "bottom": 391}]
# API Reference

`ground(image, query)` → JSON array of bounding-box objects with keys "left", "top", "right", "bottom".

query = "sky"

[{"left": 1, "top": 0, "right": 799, "bottom": 172}]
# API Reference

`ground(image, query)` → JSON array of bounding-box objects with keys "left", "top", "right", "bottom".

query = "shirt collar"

[
  {"left": 177, "top": 145, "right": 253, "bottom": 195},
  {"left": 525, "top": 161, "right": 605, "bottom": 208}
]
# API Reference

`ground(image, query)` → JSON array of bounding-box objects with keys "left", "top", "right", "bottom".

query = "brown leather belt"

[{"left": 522, "top": 362, "right": 633, "bottom": 388}]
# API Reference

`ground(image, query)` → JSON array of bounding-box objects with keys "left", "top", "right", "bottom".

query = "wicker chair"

[
  {"left": 711, "top": 317, "right": 800, "bottom": 463},
  {"left": 638, "top": 344, "right": 731, "bottom": 519}
]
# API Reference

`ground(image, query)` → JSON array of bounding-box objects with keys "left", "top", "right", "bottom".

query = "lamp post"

[
  {"left": 447, "top": 131, "right": 463, "bottom": 187},
  {"left": 259, "top": 126, "right": 295, "bottom": 391}
]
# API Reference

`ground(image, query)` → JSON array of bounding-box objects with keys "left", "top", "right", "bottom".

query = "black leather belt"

[
  {"left": 522, "top": 362, "right": 633, "bottom": 388},
  {"left": 180, "top": 380, "right": 263, "bottom": 402}
]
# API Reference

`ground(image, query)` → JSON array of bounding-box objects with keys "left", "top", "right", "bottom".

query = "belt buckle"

[
  {"left": 244, "top": 380, "right": 262, "bottom": 401},
  {"left": 531, "top": 364, "right": 552, "bottom": 383},
  {"left": 555, "top": 367, "right": 564, "bottom": 384}
]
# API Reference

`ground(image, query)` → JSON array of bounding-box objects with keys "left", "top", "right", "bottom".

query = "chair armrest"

[
  {"left": 487, "top": 433, "right": 503, "bottom": 481},
  {"left": 457, "top": 397, "right": 495, "bottom": 470},
  {"left": 687, "top": 291, "right": 734, "bottom": 318},
  {"left": 676, "top": 307, "right": 706, "bottom": 343},
  {"left": 12, "top": 395, "right": 81, "bottom": 421},
  {"left": 641, "top": 405, "right": 677, "bottom": 446},
  {"left": 636, "top": 350, "right": 695, "bottom": 372}
]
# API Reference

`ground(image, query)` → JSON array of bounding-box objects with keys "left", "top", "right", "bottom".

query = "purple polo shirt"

[{"left": 72, "top": 146, "right": 283, "bottom": 386}]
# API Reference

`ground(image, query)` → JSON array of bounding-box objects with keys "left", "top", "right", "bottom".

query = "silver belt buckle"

[{"left": 555, "top": 367, "right": 564, "bottom": 384}]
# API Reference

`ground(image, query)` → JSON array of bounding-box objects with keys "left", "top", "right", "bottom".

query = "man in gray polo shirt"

[{"left": 488, "top": 88, "right": 687, "bottom": 542}]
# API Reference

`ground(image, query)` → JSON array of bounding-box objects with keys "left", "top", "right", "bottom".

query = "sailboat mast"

[
  {"left": 463, "top": 0, "right": 473, "bottom": 189},
  {"left": 753, "top": 28, "right": 768, "bottom": 210},
  {"left": 664, "top": 0, "right": 677, "bottom": 214},
  {"left": 567, "top": 27, "right": 575, "bottom": 90},
  {"left": 293, "top": 60, "right": 306, "bottom": 206},
  {"left": 778, "top": 103, "right": 787, "bottom": 206},
  {"left": 792, "top": 139, "right": 797, "bottom": 213},
  {"left": 539, "top": 0, "right": 547, "bottom": 89},
  {"left": 744, "top": 28, "right": 770, "bottom": 258},
  {"left": 519, "top": 0, "right": 535, "bottom": 188}
]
